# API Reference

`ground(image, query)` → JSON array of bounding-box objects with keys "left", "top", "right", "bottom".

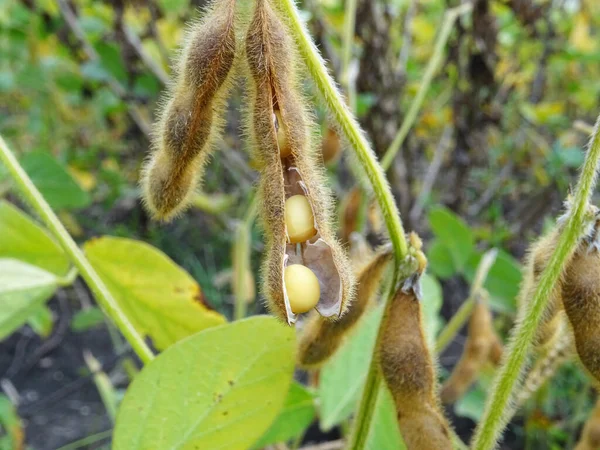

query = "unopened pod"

[
  {"left": 141, "top": 0, "right": 237, "bottom": 220},
  {"left": 297, "top": 244, "right": 392, "bottom": 367},
  {"left": 244, "top": 0, "right": 354, "bottom": 323},
  {"left": 562, "top": 217, "right": 600, "bottom": 383},
  {"left": 380, "top": 266, "right": 452, "bottom": 450},
  {"left": 441, "top": 293, "right": 501, "bottom": 404},
  {"left": 575, "top": 397, "right": 600, "bottom": 450}
]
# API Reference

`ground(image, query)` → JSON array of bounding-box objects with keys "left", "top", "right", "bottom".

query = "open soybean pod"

[
  {"left": 562, "top": 219, "right": 600, "bottom": 384},
  {"left": 141, "top": 0, "right": 237, "bottom": 221},
  {"left": 379, "top": 262, "right": 452, "bottom": 450},
  {"left": 297, "top": 244, "right": 392, "bottom": 367},
  {"left": 245, "top": 0, "right": 354, "bottom": 324}
]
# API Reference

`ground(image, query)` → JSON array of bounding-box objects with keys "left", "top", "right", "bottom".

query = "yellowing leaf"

[
  {"left": 570, "top": 13, "right": 596, "bottom": 53},
  {"left": 84, "top": 236, "right": 225, "bottom": 350},
  {"left": 68, "top": 166, "right": 97, "bottom": 191}
]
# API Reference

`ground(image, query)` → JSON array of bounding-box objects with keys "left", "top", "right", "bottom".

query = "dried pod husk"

[
  {"left": 245, "top": 0, "right": 354, "bottom": 324},
  {"left": 141, "top": 0, "right": 237, "bottom": 220},
  {"left": 340, "top": 187, "right": 363, "bottom": 243},
  {"left": 515, "top": 328, "right": 572, "bottom": 407},
  {"left": 380, "top": 276, "right": 452, "bottom": 450},
  {"left": 297, "top": 244, "right": 392, "bottom": 368},
  {"left": 321, "top": 127, "right": 341, "bottom": 165},
  {"left": 441, "top": 296, "right": 497, "bottom": 404},
  {"left": 517, "top": 228, "right": 565, "bottom": 350},
  {"left": 575, "top": 397, "right": 600, "bottom": 450},
  {"left": 488, "top": 332, "right": 504, "bottom": 366},
  {"left": 562, "top": 226, "right": 600, "bottom": 383}
]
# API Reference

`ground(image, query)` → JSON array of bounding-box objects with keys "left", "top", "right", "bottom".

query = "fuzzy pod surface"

[
  {"left": 379, "top": 281, "right": 452, "bottom": 450},
  {"left": 244, "top": 0, "right": 354, "bottom": 324},
  {"left": 575, "top": 398, "right": 600, "bottom": 450},
  {"left": 297, "top": 244, "right": 392, "bottom": 367},
  {"left": 141, "top": 0, "right": 237, "bottom": 220},
  {"left": 562, "top": 229, "right": 600, "bottom": 383}
]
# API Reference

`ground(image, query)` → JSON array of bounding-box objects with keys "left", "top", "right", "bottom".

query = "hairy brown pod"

[
  {"left": 141, "top": 0, "right": 237, "bottom": 220},
  {"left": 562, "top": 222, "right": 600, "bottom": 383},
  {"left": 297, "top": 244, "right": 392, "bottom": 367},
  {"left": 245, "top": 0, "right": 354, "bottom": 323},
  {"left": 576, "top": 398, "right": 600, "bottom": 450},
  {"left": 441, "top": 295, "right": 501, "bottom": 404},
  {"left": 380, "top": 263, "right": 452, "bottom": 450}
]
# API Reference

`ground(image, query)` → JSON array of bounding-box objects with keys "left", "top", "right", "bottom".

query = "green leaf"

[
  {"left": 428, "top": 207, "right": 475, "bottom": 271},
  {"left": 27, "top": 305, "right": 54, "bottom": 338},
  {"left": 84, "top": 236, "right": 225, "bottom": 350},
  {"left": 113, "top": 316, "right": 295, "bottom": 450},
  {"left": 0, "top": 394, "right": 23, "bottom": 450},
  {"left": 454, "top": 382, "right": 487, "bottom": 421},
  {"left": 421, "top": 273, "right": 444, "bottom": 347},
  {"left": 71, "top": 307, "right": 105, "bottom": 332},
  {"left": 365, "top": 386, "right": 406, "bottom": 450},
  {"left": 319, "top": 305, "right": 383, "bottom": 430},
  {"left": 20, "top": 152, "right": 91, "bottom": 209},
  {"left": 0, "top": 259, "right": 57, "bottom": 340},
  {"left": 253, "top": 382, "right": 315, "bottom": 448},
  {"left": 465, "top": 250, "right": 522, "bottom": 314},
  {"left": 427, "top": 239, "right": 456, "bottom": 279},
  {"left": 0, "top": 201, "right": 70, "bottom": 276}
]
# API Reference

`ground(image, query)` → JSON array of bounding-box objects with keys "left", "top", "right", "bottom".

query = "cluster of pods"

[
  {"left": 141, "top": 0, "right": 353, "bottom": 325},
  {"left": 141, "top": 0, "right": 600, "bottom": 447}
]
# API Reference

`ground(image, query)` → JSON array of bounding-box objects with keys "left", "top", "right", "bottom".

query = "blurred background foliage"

[{"left": 1, "top": 0, "right": 600, "bottom": 448}]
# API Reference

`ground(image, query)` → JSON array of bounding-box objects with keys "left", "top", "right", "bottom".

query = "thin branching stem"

[
  {"left": 435, "top": 249, "right": 498, "bottom": 354},
  {"left": 340, "top": 0, "right": 358, "bottom": 110},
  {"left": 0, "top": 135, "right": 155, "bottom": 364},
  {"left": 233, "top": 196, "right": 259, "bottom": 321},
  {"left": 471, "top": 113, "right": 600, "bottom": 449},
  {"left": 381, "top": 3, "right": 472, "bottom": 171}
]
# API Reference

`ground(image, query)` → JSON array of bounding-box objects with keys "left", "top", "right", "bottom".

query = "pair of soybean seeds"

[{"left": 142, "top": 0, "right": 353, "bottom": 324}]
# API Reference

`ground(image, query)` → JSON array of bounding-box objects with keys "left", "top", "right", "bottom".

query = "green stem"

[
  {"left": 278, "top": 0, "right": 408, "bottom": 262},
  {"left": 340, "top": 0, "right": 358, "bottom": 110},
  {"left": 471, "top": 113, "right": 600, "bottom": 449},
  {"left": 0, "top": 135, "right": 154, "bottom": 364},
  {"left": 381, "top": 3, "right": 472, "bottom": 171},
  {"left": 55, "top": 430, "right": 113, "bottom": 450},
  {"left": 57, "top": 267, "right": 78, "bottom": 287},
  {"left": 435, "top": 249, "right": 498, "bottom": 354},
  {"left": 233, "top": 196, "right": 259, "bottom": 321}
]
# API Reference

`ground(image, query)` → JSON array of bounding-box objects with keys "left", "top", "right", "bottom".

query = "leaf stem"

[
  {"left": 471, "top": 112, "right": 600, "bottom": 449},
  {"left": 381, "top": 3, "right": 472, "bottom": 171},
  {"left": 233, "top": 196, "right": 259, "bottom": 321},
  {"left": 435, "top": 249, "right": 498, "bottom": 354},
  {"left": 0, "top": 135, "right": 154, "bottom": 364},
  {"left": 340, "top": 0, "right": 358, "bottom": 110}
]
